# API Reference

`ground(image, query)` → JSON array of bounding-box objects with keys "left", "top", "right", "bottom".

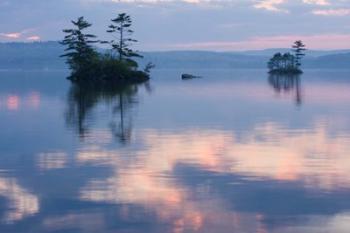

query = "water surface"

[{"left": 0, "top": 69, "right": 350, "bottom": 233}]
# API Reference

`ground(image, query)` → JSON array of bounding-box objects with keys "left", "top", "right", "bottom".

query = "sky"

[{"left": 0, "top": 0, "right": 349, "bottom": 51}]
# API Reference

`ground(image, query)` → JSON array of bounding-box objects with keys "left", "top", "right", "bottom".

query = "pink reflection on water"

[
  {"left": 27, "top": 92, "right": 40, "bottom": 109},
  {"left": 7, "top": 95, "right": 20, "bottom": 111},
  {"left": 0, "top": 92, "right": 41, "bottom": 111}
]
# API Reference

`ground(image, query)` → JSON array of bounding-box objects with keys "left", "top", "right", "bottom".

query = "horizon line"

[{"left": 1, "top": 40, "right": 350, "bottom": 52}]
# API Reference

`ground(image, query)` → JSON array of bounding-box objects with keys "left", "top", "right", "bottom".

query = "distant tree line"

[
  {"left": 60, "top": 14, "right": 154, "bottom": 86},
  {"left": 268, "top": 40, "right": 306, "bottom": 74}
]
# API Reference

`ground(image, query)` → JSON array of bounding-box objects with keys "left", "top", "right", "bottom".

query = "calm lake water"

[{"left": 0, "top": 69, "right": 350, "bottom": 233}]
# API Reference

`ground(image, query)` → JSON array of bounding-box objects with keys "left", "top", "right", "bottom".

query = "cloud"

[
  {"left": 79, "top": 0, "right": 246, "bottom": 11},
  {"left": 27, "top": 35, "right": 41, "bottom": 41},
  {"left": 303, "top": 0, "right": 330, "bottom": 5},
  {"left": 0, "top": 28, "right": 39, "bottom": 41},
  {"left": 253, "top": 0, "right": 288, "bottom": 13},
  {"left": 104, "top": 0, "right": 332, "bottom": 10},
  {"left": 312, "top": 8, "right": 350, "bottom": 16},
  {"left": 169, "top": 34, "right": 350, "bottom": 50},
  {"left": 1, "top": 0, "right": 350, "bottom": 49},
  {"left": 88, "top": 0, "right": 236, "bottom": 5},
  {"left": 0, "top": 32, "right": 21, "bottom": 39}
]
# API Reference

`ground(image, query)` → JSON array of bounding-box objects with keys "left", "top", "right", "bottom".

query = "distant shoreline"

[{"left": 1, "top": 42, "right": 350, "bottom": 70}]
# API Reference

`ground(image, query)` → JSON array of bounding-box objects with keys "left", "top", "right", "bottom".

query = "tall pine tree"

[
  {"left": 292, "top": 40, "right": 306, "bottom": 69},
  {"left": 106, "top": 13, "right": 142, "bottom": 63},
  {"left": 60, "top": 17, "right": 98, "bottom": 75}
]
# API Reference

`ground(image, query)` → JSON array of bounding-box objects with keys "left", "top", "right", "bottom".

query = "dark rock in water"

[{"left": 182, "top": 74, "right": 201, "bottom": 80}]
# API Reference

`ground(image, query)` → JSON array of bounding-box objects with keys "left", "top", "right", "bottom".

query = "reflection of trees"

[
  {"left": 65, "top": 83, "right": 144, "bottom": 144},
  {"left": 268, "top": 74, "right": 302, "bottom": 105}
]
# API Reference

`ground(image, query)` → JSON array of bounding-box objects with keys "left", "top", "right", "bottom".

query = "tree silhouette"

[
  {"left": 106, "top": 13, "right": 142, "bottom": 62},
  {"left": 60, "top": 17, "right": 98, "bottom": 76},
  {"left": 268, "top": 40, "right": 306, "bottom": 74},
  {"left": 65, "top": 84, "right": 141, "bottom": 144},
  {"left": 268, "top": 52, "right": 296, "bottom": 73},
  {"left": 292, "top": 40, "right": 306, "bottom": 68},
  {"left": 269, "top": 74, "right": 303, "bottom": 106},
  {"left": 60, "top": 14, "right": 152, "bottom": 85}
]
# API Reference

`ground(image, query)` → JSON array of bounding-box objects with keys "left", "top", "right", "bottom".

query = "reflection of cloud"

[
  {"left": 83, "top": 130, "right": 113, "bottom": 145},
  {"left": 43, "top": 213, "right": 105, "bottom": 232},
  {"left": 0, "top": 93, "right": 42, "bottom": 111},
  {"left": 37, "top": 152, "right": 68, "bottom": 170},
  {"left": 78, "top": 130, "right": 266, "bottom": 232},
  {"left": 77, "top": 121, "right": 350, "bottom": 231},
  {"left": 229, "top": 122, "right": 350, "bottom": 189},
  {"left": 327, "top": 213, "right": 350, "bottom": 233},
  {"left": 27, "top": 92, "right": 41, "bottom": 109},
  {"left": 78, "top": 122, "right": 350, "bottom": 191},
  {"left": 6, "top": 95, "right": 20, "bottom": 111},
  {"left": 159, "top": 80, "right": 350, "bottom": 105},
  {"left": 0, "top": 178, "right": 39, "bottom": 223}
]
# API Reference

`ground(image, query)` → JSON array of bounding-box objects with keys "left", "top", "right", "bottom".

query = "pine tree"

[
  {"left": 106, "top": 13, "right": 142, "bottom": 62},
  {"left": 61, "top": 15, "right": 151, "bottom": 85},
  {"left": 292, "top": 40, "right": 306, "bottom": 68},
  {"left": 60, "top": 17, "right": 98, "bottom": 74}
]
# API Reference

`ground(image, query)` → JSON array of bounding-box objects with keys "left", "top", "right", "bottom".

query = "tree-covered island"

[
  {"left": 268, "top": 40, "right": 306, "bottom": 74},
  {"left": 61, "top": 14, "right": 154, "bottom": 86}
]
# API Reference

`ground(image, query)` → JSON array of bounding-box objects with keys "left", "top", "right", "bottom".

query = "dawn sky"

[{"left": 0, "top": 0, "right": 349, "bottom": 50}]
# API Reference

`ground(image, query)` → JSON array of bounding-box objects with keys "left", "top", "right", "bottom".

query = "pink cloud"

[
  {"left": 170, "top": 34, "right": 350, "bottom": 50},
  {"left": 312, "top": 9, "right": 350, "bottom": 16},
  {"left": 253, "top": 0, "right": 288, "bottom": 13},
  {"left": 27, "top": 36, "right": 41, "bottom": 41},
  {"left": 0, "top": 32, "right": 21, "bottom": 39},
  {"left": 303, "top": 0, "right": 329, "bottom": 6},
  {"left": 0, "top": 28, "right": 38, "bottom": 41}
]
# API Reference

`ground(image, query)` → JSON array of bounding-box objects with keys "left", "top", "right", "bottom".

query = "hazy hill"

[
  {"left": 0, "top": 41, "right": 66, "bottom": 69},
  {"left": 305, "top": 53, "right": 350, "bottom": 68},
  {"left": 140, "top": 51, "right": 267, "bottom": 69},
  {"left": 0, "top": 42, "right": 349, "bottom": 70}
]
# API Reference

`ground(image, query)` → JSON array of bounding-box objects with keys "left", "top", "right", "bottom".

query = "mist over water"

[{"left": 0, "top": 69, "right": 350, "bottom": 233}]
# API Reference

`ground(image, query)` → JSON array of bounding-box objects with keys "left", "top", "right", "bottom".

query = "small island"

[
  {"left": 268, "top": 40, "right": 306, "bottom": 74},
  {"left": 60, "top": 14, "right": 154, "bottom": 87}
]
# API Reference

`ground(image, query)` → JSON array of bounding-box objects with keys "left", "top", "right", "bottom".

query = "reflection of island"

[
  {"left": 65, "top": 83, "right": 143, "bottom": 144},
  {"left": 268, "top": 74, "right": 302, "bottom": 105}
]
